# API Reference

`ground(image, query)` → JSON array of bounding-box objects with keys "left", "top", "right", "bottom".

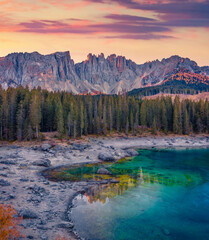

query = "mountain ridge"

[{"left": 0, "top": 51, "right": 208, "bottom": 94}]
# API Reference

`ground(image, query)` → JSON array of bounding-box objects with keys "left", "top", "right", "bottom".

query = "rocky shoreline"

[{"left": 1, "top": 136, "right": 209, "bottom": 240}]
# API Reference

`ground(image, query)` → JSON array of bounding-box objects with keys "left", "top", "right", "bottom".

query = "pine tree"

[
  {"left": 98, "top": 95, "right": 102, "bottom": 134},
  {"left": 173, "top": 96, "right": 182, "bottom": 134},
  {"left": 72, "top": 104, "right": 78, "bottom": 138},
  {"left": 130, "top": 110, "right": 134, "bottom": 135},
  {"left": 102, "top": 104, "right": 107, "bottom": 135},
  {"left": 55, "top": 99, "right": 64, "bottom": 138},
  {"left": 108, "top": 101, "right": 113, "bottom": 135},
  {"left": 140, "top": 101, "right": 147, "bottom": 127},
  {"left": 116, "top": 103, "right": 120, "bottom": 133},
  {"left": 8, "top": 88, "right": 17, "bottom": 141},
  {"left": 29, "top": 91, "right": 41, "bottom": 139},
  {"left": 16, "top": 101, "right": 24, "bottom": 141},
  {"left": 152, "top": 117, "right": 157, "bottom": 135},
  {"left": 67, "top": 112, "right": 72, "bottom": 137},
  {"left": 161, "top": 100, "right": 168, "bottom": 134},
  {"left": 134, "top": 107, "right": 139, "bottom": 135},
  {"left": 183, "top": 108, "right": 190, "bottom": 135},
  {"left": 79, "top": 101, "right": 84, "bottom": 137},
  {"left": 125, "top": 114, "right": 129, "bottom": 135},
  {"left": 84, "top": 107, "right": 88, "bottom": 135},
  {"left": 93, "top": 97, "right": 98, "bottom": 134}
]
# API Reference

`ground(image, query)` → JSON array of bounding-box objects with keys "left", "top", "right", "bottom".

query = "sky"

[{"left": 0, "top": 0, "right": 209, "bottom": 66}]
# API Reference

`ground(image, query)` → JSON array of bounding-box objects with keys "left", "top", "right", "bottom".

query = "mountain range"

[{"left": 0, "top": 51, "right": 208, "bottom": 94}]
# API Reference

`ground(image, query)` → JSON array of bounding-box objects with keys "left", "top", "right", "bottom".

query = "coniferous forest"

[{"left": 0, "top": 86, "right": 209, "bottom": 141}]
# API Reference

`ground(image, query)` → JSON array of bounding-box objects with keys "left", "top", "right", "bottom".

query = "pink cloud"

[{"left": 0, "top": 0, "right": 47, "bottom": 12}]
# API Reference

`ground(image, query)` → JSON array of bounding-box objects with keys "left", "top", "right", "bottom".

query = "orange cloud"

[
  {"left": 0, "top": 0, "right": 11, "bottom": 6},
  {"left": 41, "top": 0, "right": 91, "bottom": 10}
]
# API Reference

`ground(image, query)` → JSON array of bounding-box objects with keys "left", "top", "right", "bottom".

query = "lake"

[{"left": 55, "top": 148, "right": 209, "bottom": 240}]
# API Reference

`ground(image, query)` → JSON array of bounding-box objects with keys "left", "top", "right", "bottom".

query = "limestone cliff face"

[
  {"left": 0, "top": 51, "right": 208, "bottom": 94},
  {"left": 0, "top": 51, "right": 80, "bottom": 92}
]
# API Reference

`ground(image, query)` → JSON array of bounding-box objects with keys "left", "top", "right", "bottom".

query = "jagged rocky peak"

[
  {"left": 0, "top": 51, "right": 208, "bottom": 94},
  {"left": 161, "top": 55, "right": 199, "bottom": 69},
  {"left": 53, "top": 50, "right": 70, "bottom": 56},
  {"left": 83, "top": 52, "right": 131, "bottom": 69},
  {"left": 98, "top": 53, "right": 105, "bottom": 59},
  {"left": 85, "top": 53, "right": 105, "bottom": 62}
]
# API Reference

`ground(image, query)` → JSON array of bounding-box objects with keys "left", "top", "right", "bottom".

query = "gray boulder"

[
  {"left": 57, "top": 222, "right": 73, "bottom": 229},
  {"left": 32, "top": 159, "right": 51, "bottom": 167},
  {"left": 98, "top": 152, "right": 115, "bottom": 162},
  {"left": 0, "top": 160, "right": 17, "bottom": 165},
  {"left": 0, "top": 179, "right": 10, "bottom": 186},
  {"left": 70, "top": 143, "right": 90, "bottom": 152},
  {"left": 19, "top": 209, "right": 38, "bottom": 219},
  {"left": 41, "top": 144, "right": 52, "bottom": 151},
  {"left": 97, "top": 168, "right": 112, "bottom": 175},
  {"left": 126, "top": 149, "right": 138, "bottom": 157}
]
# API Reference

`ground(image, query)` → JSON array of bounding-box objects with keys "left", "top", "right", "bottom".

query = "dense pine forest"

[{"left": 0, "top": 86, "right": 209, "bottom": 141}]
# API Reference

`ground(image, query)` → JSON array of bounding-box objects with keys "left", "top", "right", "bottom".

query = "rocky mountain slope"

[
  {"left": 0, "top": 51, "right": 208, "bottom": 94},
  {"left": 162, "top": 68, "right": 209, "bottom": 86}
]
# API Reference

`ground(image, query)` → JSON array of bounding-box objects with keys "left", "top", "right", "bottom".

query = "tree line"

[
  {"left": 0, "top": 86, "right": 209, "bottom": 141},
  {"left": 128, "top": 82, "right": 209, "bottom": 97}
]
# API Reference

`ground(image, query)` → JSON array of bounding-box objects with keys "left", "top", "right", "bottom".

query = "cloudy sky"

[{"left": 0, "top": 0, "right": 209, "bottom": 65}]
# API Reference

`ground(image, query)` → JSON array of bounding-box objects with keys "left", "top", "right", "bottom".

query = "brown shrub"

[
  {"left": 0, "top": 203, "right": 24, "bottom": 240},
  {"left": 55, "top": 235, "right": 71, "bottom": 240}
]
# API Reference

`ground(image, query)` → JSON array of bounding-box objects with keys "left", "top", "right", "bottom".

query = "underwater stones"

[
  {"left": 162, "top": 228, "right": 170, "bottom": 236},
  {"left": 110, "top": 179, "right": 119, "bottom": 183},
  {"left": 97, "top": 168, "right": 112, "bottom": 175},
  {"left": 98, "top": 152, "right": 115, "bottom": 162}
]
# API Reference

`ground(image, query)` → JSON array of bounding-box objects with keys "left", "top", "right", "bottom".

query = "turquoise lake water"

[{"left": 67, "top": 148, "right": 209, "bottom": 240}]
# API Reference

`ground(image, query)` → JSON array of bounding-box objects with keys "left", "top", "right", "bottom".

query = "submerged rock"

[
  {"left": 162, "top": 228, "right": 170, "bottom": 236},
  {"left": 97, "top": 168, "right": 112, "bottom": 175},
  {"left": 110, "top": 179, "right": 119, "bottom": 184},
  {"left": 98, "top": 152, "right": 115, "bottom": 162}
]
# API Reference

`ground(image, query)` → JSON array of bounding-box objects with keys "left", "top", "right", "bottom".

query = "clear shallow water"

[{"left": 55, "top": 149, "right": 209, "bottom": 240}]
